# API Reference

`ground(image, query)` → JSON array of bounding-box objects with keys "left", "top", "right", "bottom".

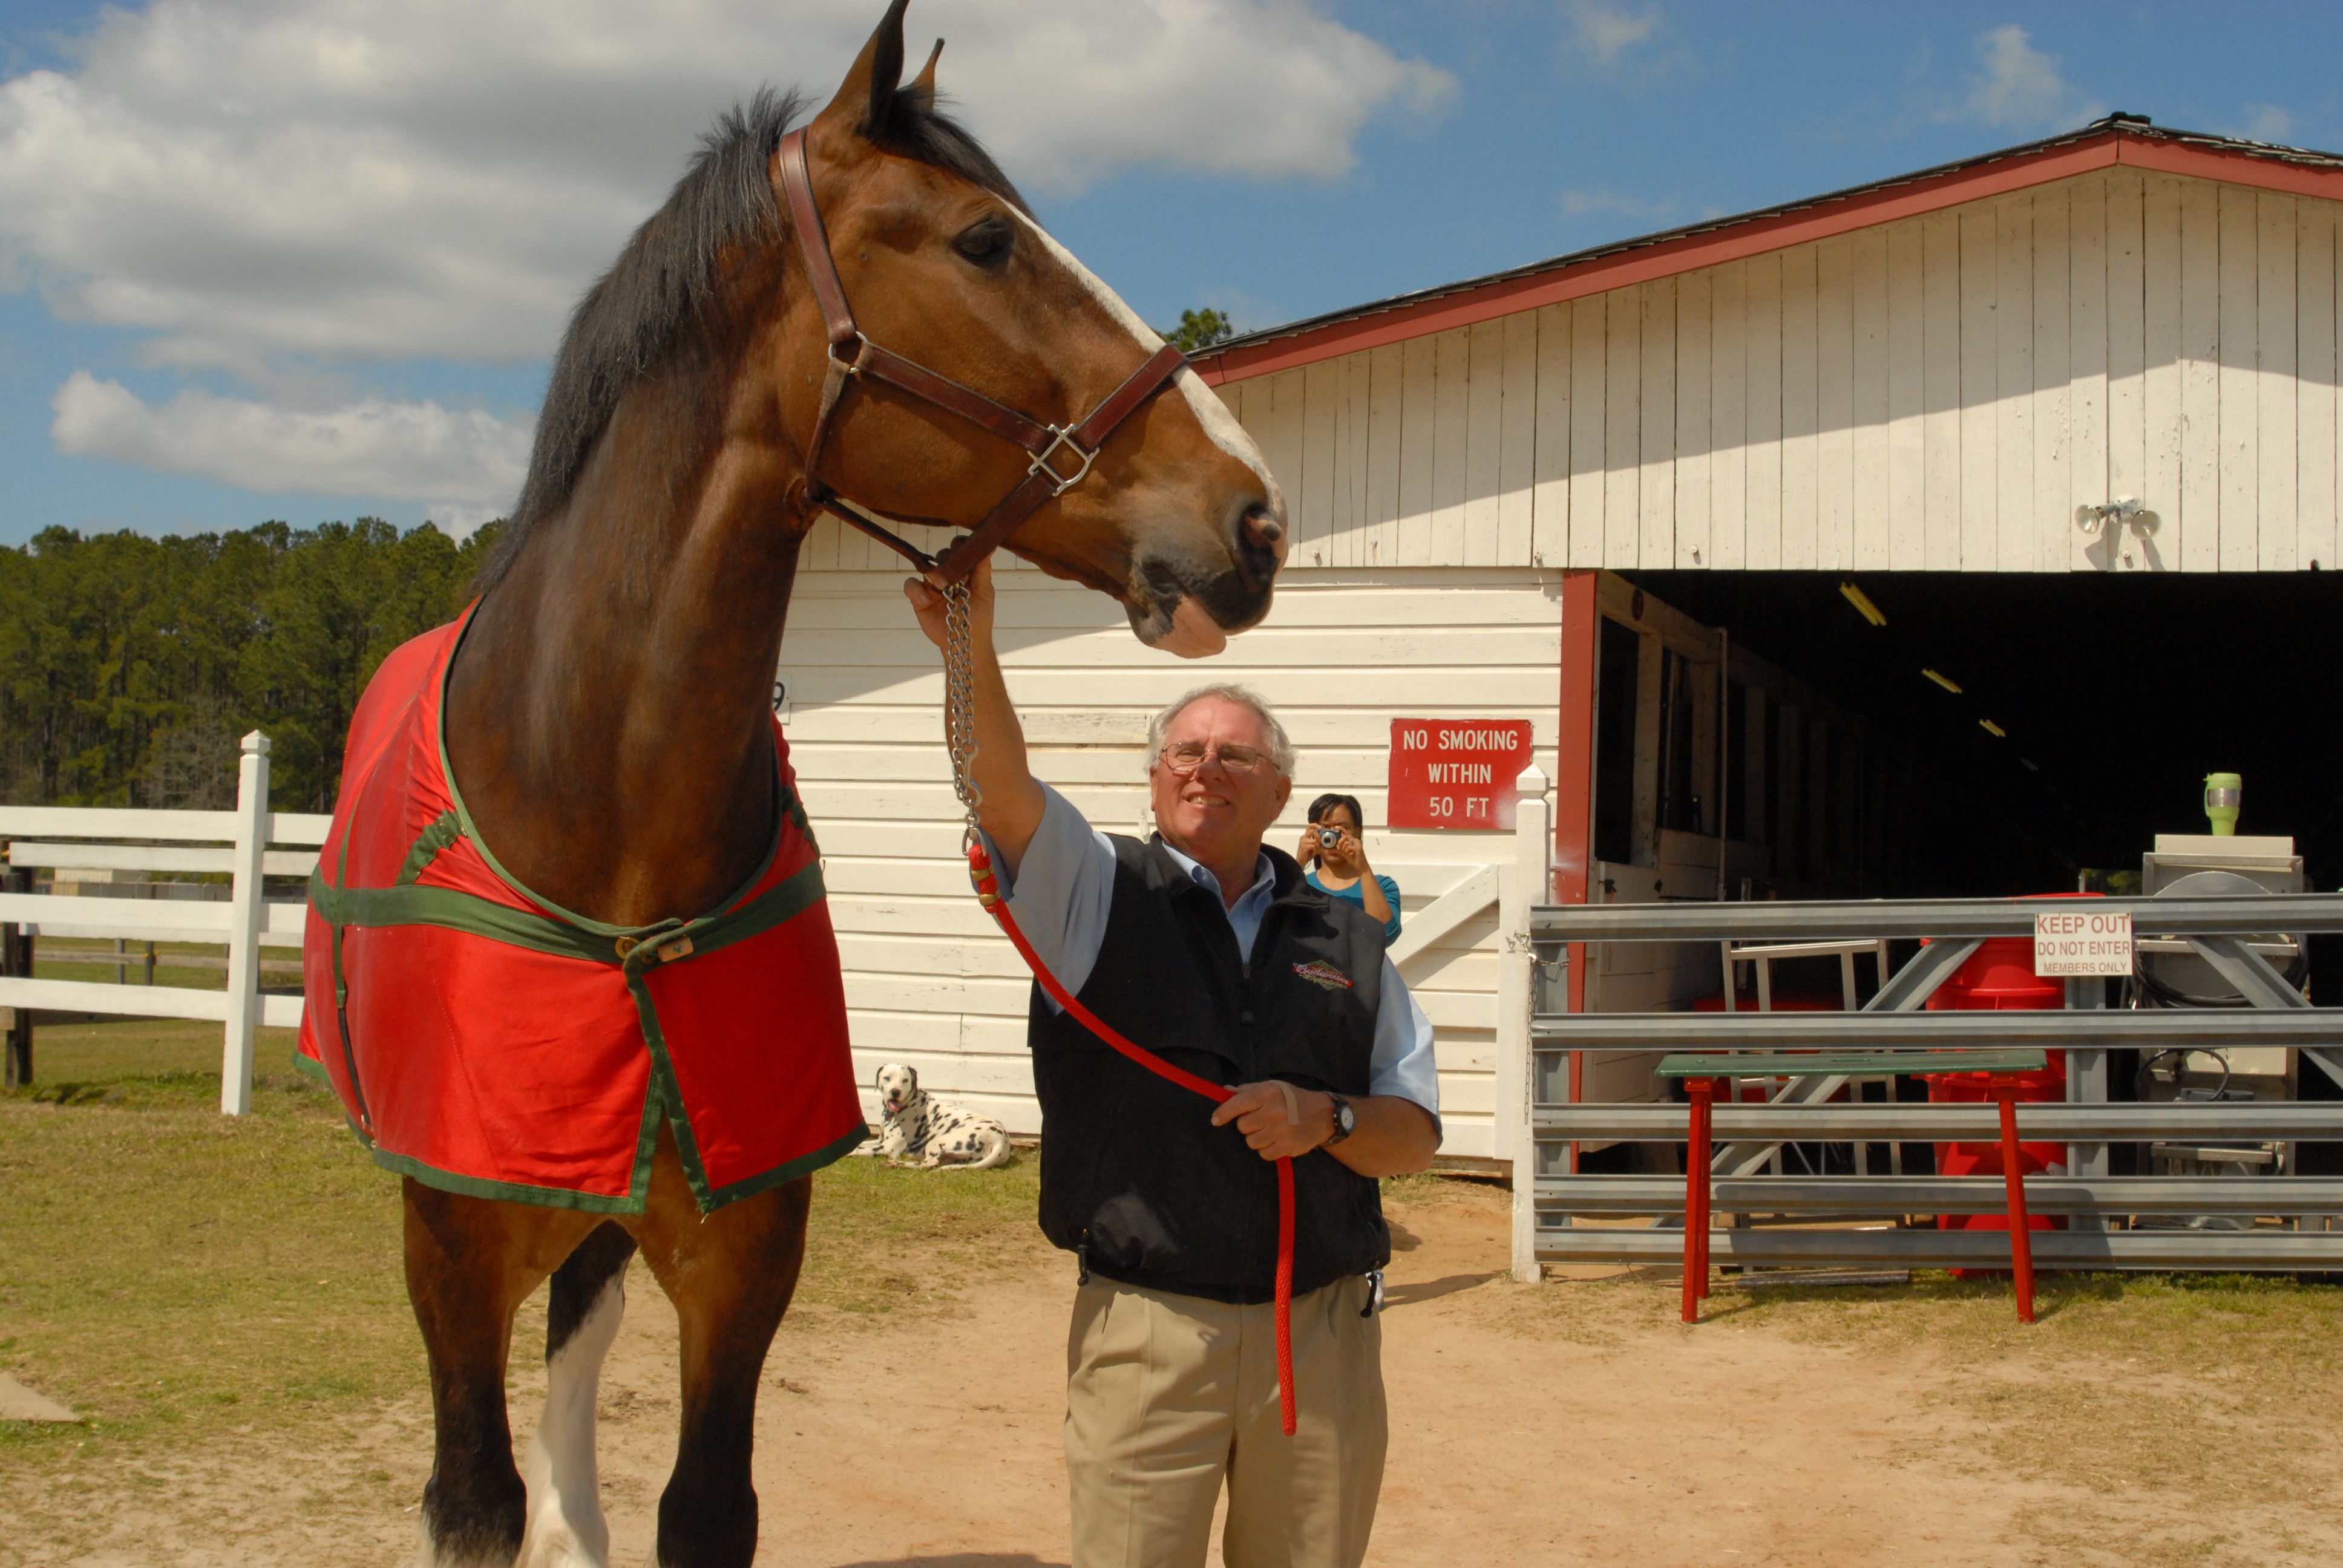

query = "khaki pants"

[{"left": 1064, "top": 1274, "right": 1386, "bottom": 1568}]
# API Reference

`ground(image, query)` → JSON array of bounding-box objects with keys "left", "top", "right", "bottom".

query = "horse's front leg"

[
  {"left": 519, "top": 1222, "right": 638, "bottom": 1567},
  {"left": 404, "top": 1178, "right": 597, "bottom": 1567},
  {"left": 630, "top": 1131, "right": 812, "bottom": 1568}
]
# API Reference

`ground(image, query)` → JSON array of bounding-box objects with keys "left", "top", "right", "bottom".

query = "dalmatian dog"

[{"left": 867, "top": 1063, "right": 1012, "bottom": 1170}]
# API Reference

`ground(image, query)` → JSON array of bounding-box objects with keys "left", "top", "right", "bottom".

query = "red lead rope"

[{"left": 969, "top": 840, "right": 1299, "bottom": 1437}]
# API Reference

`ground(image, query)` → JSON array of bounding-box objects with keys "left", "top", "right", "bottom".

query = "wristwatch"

[{"left": 1325, "top": 1092, "right": 1356, "bottom": 1146}]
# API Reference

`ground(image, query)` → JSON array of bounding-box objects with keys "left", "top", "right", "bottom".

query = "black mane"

[{"left": 474, "top": 82, "right": 1026, "bottom": 593}]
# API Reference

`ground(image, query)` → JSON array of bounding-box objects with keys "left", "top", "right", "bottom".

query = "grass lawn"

[{"left": 0, "top": 1019, "right": 1041, "bottom": 1499}]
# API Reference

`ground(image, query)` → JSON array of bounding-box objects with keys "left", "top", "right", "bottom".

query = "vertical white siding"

[
  {"left": 1223, "top": 169, "right": 2339, "bottom": 573},
  {"left": 1778, "top": 243, "right": 1820, "bottom": 571},
  {"left": 1849, "top": 227, "right": 1890, "bottom": 571},
  {"left": 776, "top": 556, "right": 1564, "bottom": 1157},
  {"left": 1674, "top": 270, "right": 1713, "bottom": 569},
  {"left": 2066, "top": 178, "right": 2109, "bottom": 572},
  {"left": 1709, "top": 260, "right": 1749, "bottom": 571},
  {"left": 2301, "top": 203, "right": 2339, "bottom": 570},
  {"left": 1744, "top": 251, "right": 1785, "bottom": 569}
]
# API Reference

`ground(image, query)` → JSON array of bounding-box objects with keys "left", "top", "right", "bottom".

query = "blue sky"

[{"left": 5, "top": 1, "right": 2341, "bottom": 548}]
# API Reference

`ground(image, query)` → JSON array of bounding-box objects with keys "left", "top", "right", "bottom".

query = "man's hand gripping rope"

[{"left": 941, "top": 580, "right": 1301, "bottom": 1439}]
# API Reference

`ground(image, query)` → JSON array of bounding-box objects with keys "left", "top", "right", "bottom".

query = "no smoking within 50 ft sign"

[{"left": 1386, "top": 719, "right": 1534, "bottom": 830}]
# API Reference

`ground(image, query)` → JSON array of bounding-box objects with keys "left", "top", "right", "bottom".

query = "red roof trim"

[
  {"left": 1194, "top": 129, "right": 2343, "bottom": 387},
  {"left": 2114, "top": 135, "right": 2343, "bottom": 200}
]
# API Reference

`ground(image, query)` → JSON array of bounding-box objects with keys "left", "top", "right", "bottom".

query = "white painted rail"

[
  {"left": 0, "top": 733, "right": 315, "bottom": 1114},
  {"left": 1371, "top": 764, "right": 1552, "bottom": 1276}
]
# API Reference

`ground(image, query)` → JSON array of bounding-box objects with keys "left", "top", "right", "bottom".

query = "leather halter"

[{"left": 776, "top": 128, "right": 1189, "bottom": 584}]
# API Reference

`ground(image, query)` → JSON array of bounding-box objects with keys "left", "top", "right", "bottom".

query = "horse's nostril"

[{"left": 1245, "top": 511, "right": 1284, "bottom": 547}]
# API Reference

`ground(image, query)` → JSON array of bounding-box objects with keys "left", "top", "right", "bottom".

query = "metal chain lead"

[{"left": 941, "top": 581, "right": 985, "bottom": 846}]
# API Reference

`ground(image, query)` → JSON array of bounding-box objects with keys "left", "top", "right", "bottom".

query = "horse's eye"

[{"left": 954, "top": 218, "right": 1014, "bottom": 267}]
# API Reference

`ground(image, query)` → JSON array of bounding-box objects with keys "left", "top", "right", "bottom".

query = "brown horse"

[{"left": 404, "top": 4, "right": 1285, "bottom": 1564}]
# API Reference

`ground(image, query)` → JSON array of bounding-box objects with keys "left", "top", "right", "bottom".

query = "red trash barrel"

[{"left": 1922, "top": 896, "right": 2091, "bottom": 1246}]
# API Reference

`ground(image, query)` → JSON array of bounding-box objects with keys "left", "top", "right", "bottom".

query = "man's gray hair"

[{"left": 1145, "top": 684, "right": 1296, "bottom": 777}]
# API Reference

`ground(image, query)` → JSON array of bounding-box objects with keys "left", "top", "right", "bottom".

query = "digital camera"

[{"left": 1316, "top": 827, "right": 1343, "bottom": 848}]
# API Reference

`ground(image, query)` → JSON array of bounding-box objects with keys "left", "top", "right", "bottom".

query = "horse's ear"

[
  {"left": 817, "top": 0, "right": 911, "bottom": 139},
  {"left": 906, "top": 39, "right": 943, "bottom": 109}
]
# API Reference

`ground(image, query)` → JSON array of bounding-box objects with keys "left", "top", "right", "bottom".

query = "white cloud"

[
  {"left": 51, "top": 371, "right": 532, "bottom": 505},
  {"left": 2244, "top": 104, "right": 2298, "bottom": 145},
  {"left": 1956, "top": 24, "right": 2102, "bottom": 131},
  {"left": 424, "top": 503, "right": 508, "bottom": 540},
  {"left": 1561, "top": 2, "right": 1661, "bottom": 71},
  {"left": 0, "top": 0, "right": 1453, "bottom": 369}
]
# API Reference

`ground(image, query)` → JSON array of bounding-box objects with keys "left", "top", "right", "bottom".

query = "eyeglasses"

[{"left": 1158, "top": 740, "right": 1270, "bottom": 776}]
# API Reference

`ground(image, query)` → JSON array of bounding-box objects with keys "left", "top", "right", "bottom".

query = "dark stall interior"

[
  {"left": 1623, "top": 569, "right": 2343, "bottom": 901},
  {"left": 1582, "top": 568, "right": 2343, "bottom": 1180}
]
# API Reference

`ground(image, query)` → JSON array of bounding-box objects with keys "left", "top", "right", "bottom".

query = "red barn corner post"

[{"left": 1552, "top": 571, "right": 1601, "bottom": 1174}]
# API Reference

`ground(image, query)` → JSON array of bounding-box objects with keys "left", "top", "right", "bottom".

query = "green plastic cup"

[{"left": 2204, "top": 772, "right": 2243, "bottom": 837}]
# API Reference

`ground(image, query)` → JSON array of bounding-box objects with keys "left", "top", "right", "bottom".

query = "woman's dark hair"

[{"left": 1307, "top": 792, "right": 1366, "bottom": 829}]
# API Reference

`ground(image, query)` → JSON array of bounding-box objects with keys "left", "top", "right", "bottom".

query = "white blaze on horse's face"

[
  {"left": 1009, "top": 212, "right": 1286, "bottom": 658},
  {"left": 1010, "top": 213, "right": 1280, "bottom": 505}
]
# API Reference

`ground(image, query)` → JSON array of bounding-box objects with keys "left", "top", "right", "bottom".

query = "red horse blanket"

[{"left": 296, "top": 608, "right": 866, "bottom": 1212}]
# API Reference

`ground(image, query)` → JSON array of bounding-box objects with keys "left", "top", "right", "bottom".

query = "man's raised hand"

[{"left": 902, "top": 554, "right": 997, "bottom": 653}]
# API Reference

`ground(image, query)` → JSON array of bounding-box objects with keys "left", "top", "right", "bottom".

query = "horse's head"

[{"left": 776, "top": 1, "right": 1285, "bottom": 656}]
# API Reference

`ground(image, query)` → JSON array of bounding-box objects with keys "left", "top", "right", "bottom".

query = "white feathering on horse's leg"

[{"left": 516, "top": 1267, "right": 626, "bottom": 1568}]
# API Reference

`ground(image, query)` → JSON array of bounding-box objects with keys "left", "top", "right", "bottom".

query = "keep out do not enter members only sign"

[{"left": 1387, "top": 719, "right": 1535, "bottom": 830}]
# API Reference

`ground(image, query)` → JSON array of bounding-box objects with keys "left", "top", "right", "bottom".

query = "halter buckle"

[
  {"left": 1029, "top": 427, "right": 1097, "bottom": 496},
  {"left": 828, "top": 332, "right": 869, "bottom": 372}
]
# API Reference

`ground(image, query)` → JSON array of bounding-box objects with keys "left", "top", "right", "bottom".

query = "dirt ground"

[{"left": 42, "top": 1178, "right": 2331, "bottom": 1568}]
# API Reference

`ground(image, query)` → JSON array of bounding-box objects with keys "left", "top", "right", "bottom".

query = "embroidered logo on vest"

[{"left": 1292, "top": 959, "right": 1353, "bottom": 991}]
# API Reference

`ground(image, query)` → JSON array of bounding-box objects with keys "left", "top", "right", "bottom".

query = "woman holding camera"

[{"left": 1297, "top": 791, "right": 1402, "bottom": 945}]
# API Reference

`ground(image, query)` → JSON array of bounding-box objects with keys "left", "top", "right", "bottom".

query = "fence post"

[
  {"left": 2, "top": 866, "right": 30, "bottom": 1088},
  {"left": 1501, "top": 764, "right": 1551, "bottom": 1283},
  {"left": 221, "top": 731, "right": 271, "bottom": 1116}
]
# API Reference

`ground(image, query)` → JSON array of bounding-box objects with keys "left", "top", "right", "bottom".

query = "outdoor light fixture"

[
  {"left": 2075, "top": 497, "right": 2158, "bottom": 538},
  {"left": 1922, "top": 668, "right": 1963, "bottom": 694},
  {"left": 1838, "top": 582, "right": 1887, "bottom": 626},
  {"left": 1979, "top": 719, "right": 2006, "bottom": 737}
]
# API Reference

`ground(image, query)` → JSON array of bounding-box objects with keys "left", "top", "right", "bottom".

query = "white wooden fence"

[
  {"left": 0, "top": 733, "right": 325, "bottom": 1114},
  {"left": 0, "top": 735, "right": 1559, "bottom": 1207},
  {"left": 1372, "top": 765, "right": 1549, "bottom": 1281}
]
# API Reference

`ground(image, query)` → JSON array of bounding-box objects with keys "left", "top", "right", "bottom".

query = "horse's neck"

[{"left": 446, "top": 379, "right": 807, "bottom": 927}]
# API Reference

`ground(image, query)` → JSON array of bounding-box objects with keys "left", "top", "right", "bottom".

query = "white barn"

[{"left": 779, "top": 116, "right": 2343, "bottom": 1160}]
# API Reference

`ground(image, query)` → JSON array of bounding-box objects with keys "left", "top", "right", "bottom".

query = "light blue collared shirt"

[{"left": 985, "top": 785, "right": 1440, "bottom": 1126}]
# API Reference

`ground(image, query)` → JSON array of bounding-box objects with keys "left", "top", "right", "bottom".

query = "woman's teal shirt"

[{"left": 1304, "top": 870, "right": 1403, "bottom": 946}]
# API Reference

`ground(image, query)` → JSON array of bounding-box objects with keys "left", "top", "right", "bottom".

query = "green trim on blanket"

[
  {"left": 615, "top": 862, "right": 830, "bottom": 976},
  {"left": 367, "top": 1147, "right": 655, "bottom": 1215},
  {"left": 630, "top": 970, "right": 715, "bottom": 1209},
  {"left": 308, "top": 855, "right": 827, "bottom": 969},
  {"left": 309, "top": 872, "right": 619, "bottom": 963},
  {"left": 703, "top": 1125, "right": 868, "bottom": 1209},
  {"left": 395, "top": 809, "right": 464, "bottom": 886}
]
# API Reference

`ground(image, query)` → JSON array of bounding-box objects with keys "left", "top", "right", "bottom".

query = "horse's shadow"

[{"left": 831, "top": 1558, "right": 1069, "bottom": 1568}]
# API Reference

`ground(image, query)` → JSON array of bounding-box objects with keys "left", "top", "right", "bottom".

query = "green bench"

[{"left": 1656, "top": 1050, "right": 2051, "bottom": 1324}]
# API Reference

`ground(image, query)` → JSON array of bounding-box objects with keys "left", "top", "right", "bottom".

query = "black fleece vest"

[{"left": 1029, "top": 835, "right": 1390, "bottom": 1304}]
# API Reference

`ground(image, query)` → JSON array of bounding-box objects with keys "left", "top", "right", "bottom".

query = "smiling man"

[{"left": 906, "top": 561, "right": 1440, "bottom": 1568}]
